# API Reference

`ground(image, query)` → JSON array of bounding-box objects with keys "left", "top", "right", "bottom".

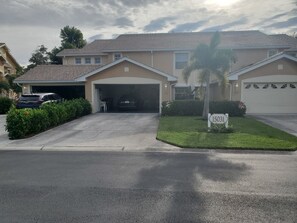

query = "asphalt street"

[{"left": 0, "top": 150, "right": 296, "bottom": 223}]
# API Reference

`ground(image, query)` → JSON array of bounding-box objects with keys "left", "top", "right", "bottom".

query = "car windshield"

[{"left": 19, "top": 95, "right": 40, "bottom": 101}]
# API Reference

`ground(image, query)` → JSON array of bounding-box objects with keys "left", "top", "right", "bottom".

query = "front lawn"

[{"left": 157, "top": 116, "right": 297, "bottom": 150}]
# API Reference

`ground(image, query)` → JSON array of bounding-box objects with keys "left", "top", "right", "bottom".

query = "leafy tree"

[
  {"left": 47, "top": 26, "right": 87, "bottom": 64},
  {"left": 48, "top": 46, "right": 63, "bottom": 64},
  {"left": 183, "top": 32, "right": 234, "bottom": 119},
  {"left": 60, "top": 25, "right": 87, "bottom": 49},
  {"left": 28, "top": 45, "right": 49, "bottom": 67}
]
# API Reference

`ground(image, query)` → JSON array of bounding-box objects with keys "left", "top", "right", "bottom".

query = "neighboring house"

[
  {"left": 15, "top": 31, "right": 297, "bottom": 114},
  {"left": 0, "top": 43, "right": 20, "bottom": 98}
]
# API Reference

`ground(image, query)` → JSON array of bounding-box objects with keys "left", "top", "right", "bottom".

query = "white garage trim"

[
  {"left": 91, "top": 77, "right": 162, "bottom": 113},
  {"left": 242, "top": 75, "right": 297, "bottom": 83},
  {"left": 92, "top": 77, "right": 162, "bottom": 85}
]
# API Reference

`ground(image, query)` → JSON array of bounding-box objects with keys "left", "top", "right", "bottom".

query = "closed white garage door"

[{"left": 242, "top": 75, "right": 297, "bottom": 114}]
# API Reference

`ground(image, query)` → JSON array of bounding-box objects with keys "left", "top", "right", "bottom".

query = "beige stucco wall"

[
  {"left": 105, "top": 51, "right": 175, "bottom": 75},
  {"left": 64, "top": 51, "right": 175, "bottom": 75},
  {"left": 85, "top": 61, "right": 172, "bottom": 112},
  {"left": 231, "top": 48, "right": 286, "bottom": 72},
  {"left": 231, "top": 58, "right": 297, "bottom": 100}
]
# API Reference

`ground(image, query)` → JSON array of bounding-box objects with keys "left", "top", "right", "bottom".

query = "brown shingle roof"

[
  {"left": 269, "top": 34, "right": 297, "bottom": 48},
  {"left": 103, "top": 31, "right": 293, "bottom": 51},
  {"left": 15, "top": 65, "right": 101, "bottom": 83},
  {"left": 56, "top": 31, "right": 295, "bottom": 56},
  {"left": 57, "top": 40, "right": 113, "bottom": 56}
]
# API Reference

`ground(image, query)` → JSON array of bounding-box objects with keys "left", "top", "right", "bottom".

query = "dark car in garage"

[
  {"left": 16, "top": 93, "right": 63, "bottom": 109},
  {"left": 117, "top": 95, "right": 139, "bottom": 111}
]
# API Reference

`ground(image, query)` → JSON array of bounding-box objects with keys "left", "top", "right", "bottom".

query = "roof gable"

[
  {"left": 229, "top": 53, "right": 297, "bottom": 80},
  {"left": 0, "top": 43, "right": 20, "bottom": 67},
  {"left": 75, "top": 57, "right": 177, "bottom": 82}
]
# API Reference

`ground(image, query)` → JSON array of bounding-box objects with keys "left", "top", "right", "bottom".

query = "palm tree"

[
  {"left": 183, "top": 32, "right": 234, "bottom": 119},
  {"left": 60, "top": 26, "right": 87, "bottom": 49}
]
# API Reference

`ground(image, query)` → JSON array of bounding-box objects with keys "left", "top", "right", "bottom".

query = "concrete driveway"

[
  {"left": 251, "top": 114, "right": 297, "bottom": 137},
  {"left": 0, "top": 113, "right": 178, "bottom": 151}
]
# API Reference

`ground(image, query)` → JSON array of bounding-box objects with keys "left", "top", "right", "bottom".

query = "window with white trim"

[
  {"left": 95, "top": 57, "right": 101, "bottom": 64},
  {"left": 175, "top": 53, "right": 189, "bottom": 69},
  {"left": 175, "top": 87, "right": 193, "bottom": 100},
  {"left": 75, "top": 57, "right": 81, "bottom": 64},
  {"left": 268, "top": 49, "right": 278, "bottom": 57},
  {"left": 113, "top": 53, "right": 122, "bottom": 61},
  {"left": 85, "top": 57, "right": 91, "bottom": 64}
]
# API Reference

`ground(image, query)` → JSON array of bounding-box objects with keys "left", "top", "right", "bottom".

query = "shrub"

[
  {"left": 6, "top": 108, "right": 31, "bottom": 139},
  {"left": 6, "top": 98, "right": 92, "bottom": 139},
  {"left": 162, "top": 100, "right": 203, "bottom": 116},
  {"left": 162, "top": 100, "right": 246, "bottom": 117},
  {"left": 27, "top": 109, "right": 49, "bottom": 134},
  {"left": 40, "top": 103, "right": 60, "bottom": 126},
  {"left": 0, "top": 97, "right": 13, "bottom": 114}
]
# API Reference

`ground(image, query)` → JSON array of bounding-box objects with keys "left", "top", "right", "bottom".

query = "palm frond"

[{"left": 183, "top": 60, "right": 199, "bottom": 83}]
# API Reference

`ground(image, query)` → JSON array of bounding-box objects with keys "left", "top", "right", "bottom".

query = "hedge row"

[
  {"left": 6, "top": 98, "right": 92, "bottom": 139},
  {"left": 0, "top": 97, "right": 13, "bottom": 114},
  {"left": 161, "top": 100, "right": 246, "bottom": 117}
]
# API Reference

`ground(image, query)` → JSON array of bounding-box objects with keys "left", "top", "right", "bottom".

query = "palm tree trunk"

[{"left": 202, "top": 74, "right": 210, "bottom": 120}]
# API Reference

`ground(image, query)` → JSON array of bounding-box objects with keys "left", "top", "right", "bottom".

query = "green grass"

[{"left": 157, "top": 116, "right": 297, "bottom": 150}]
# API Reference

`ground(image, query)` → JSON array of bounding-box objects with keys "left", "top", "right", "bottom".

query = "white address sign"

[{"left": 208, "top": 113, "right": 229, "bottom": 128}]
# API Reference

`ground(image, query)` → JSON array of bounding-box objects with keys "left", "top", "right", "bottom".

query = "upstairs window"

[
  {"left": 95, "top": 57, "right": 101, "bottom": 64},
  {"left": 268, "top": 49, "right": 278, "bottom": 58},
  {"left": 85, "top": 57, "right": 91, "bottom": 64},
  {"left": 75, "top": 57, "right": 81, "bottom": 64},
  {"left": 114, "top": 53, "right": 122, "bottom": 61},
  {"left": 175, "top": 53, "right": 189, "bottom": 69}
]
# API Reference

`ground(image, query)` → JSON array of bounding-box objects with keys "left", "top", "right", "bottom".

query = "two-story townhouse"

[
  {"left": 15, "top": 31, "right": 297, "bottom": 114},
  {"left": 0, "top": 43, "right": 20, "bottom": 97}
]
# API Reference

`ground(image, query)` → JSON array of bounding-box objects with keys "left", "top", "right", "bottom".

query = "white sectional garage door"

[{"left": 242, "top": 75, "right": 297, "bottom": 114}]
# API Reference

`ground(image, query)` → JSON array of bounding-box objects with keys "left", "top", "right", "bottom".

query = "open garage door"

[
  {"left": 242, "top": 82, "right": 297, "bottom": 114},
  {"left": 96, "top": 84, "right": 160, "bottom": 113}
]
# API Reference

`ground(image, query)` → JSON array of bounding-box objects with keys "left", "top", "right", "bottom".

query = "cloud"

[
  {"left": 264, "top": 16, "right": 297, "bottom": 28},
  {"left": 0, "top": 0, "right": 122, "bottom": 29},
  {"left": 108, "top": 0, "right": 162, "bottom": 7},
  {"left": 171, "top": 20, "right": 208, "bottom": 32},
  {"left": 254, "top": 8, "right": 296, "bottom": 27},
  {"left": 114, "top": 17, "right": 134, "bottom": 28},
  {"left": 202, "top": 17, "right": 248, "bottom": 31},
  {"left": 143, "top": 16, "right": 176, "bottom": 32}
]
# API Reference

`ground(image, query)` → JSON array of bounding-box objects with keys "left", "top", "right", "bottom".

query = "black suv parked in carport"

[{"left": 16, "top": 93, "right": 63, "bottom": 109}]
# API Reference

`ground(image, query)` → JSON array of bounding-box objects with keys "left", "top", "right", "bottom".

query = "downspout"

[
  {"left": 151, "top": 51, "right": 154, "bottom": 67},
  {"left": 228, "top": 82, "right": 232, "bottom": 101}
]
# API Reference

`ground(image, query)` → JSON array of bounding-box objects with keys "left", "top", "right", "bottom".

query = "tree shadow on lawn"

[{"left": 128, "top": 152, "right": 250, "bottom": 222}]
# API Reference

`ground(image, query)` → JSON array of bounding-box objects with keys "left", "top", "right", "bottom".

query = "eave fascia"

[{"left": 14, "top": 80, "right": 85, "bottom": 85}]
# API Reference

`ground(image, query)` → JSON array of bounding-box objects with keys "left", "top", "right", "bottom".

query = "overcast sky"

[{"left": 1, "top": 0, "right": 297, "bottom": 66}]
